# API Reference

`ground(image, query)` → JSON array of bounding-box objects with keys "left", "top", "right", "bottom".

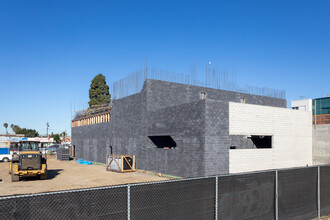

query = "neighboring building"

[
  {"left": 291, "top": 99, "right": 312, "bottom": 111},
  {"left": 0, "top": 135, "right": 54, "bottom": 146},
  {"left": 312, "top": 96, "right": 330, "bottom": 165},
  {"left": 61, "top": 137, "right": 71, "bottom": 143},
  {"left": 313, "top": 96, "right": 330, "bottom": 125},
  {"left": 292, "top": 96, "right": 330, "bottom": 165},
  {"left": 72, "top": 79, "right": 312, "bottom": 178},
  {"left": 25, "top": 137, "right": 54, "bottom": 146},
  {"left": 0, "top": 134, "right": 25, "bottom": 138}
]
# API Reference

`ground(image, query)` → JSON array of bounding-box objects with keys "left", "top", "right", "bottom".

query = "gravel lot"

[{"left": 0, "top": 156, "right": 167, "bottom": 196}]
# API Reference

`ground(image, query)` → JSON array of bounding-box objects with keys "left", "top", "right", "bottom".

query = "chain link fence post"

[
  {"left": 318, "top": 166, "right": 320, "bottom": 220},
  {"left": 215, "top": 176, "right": 218, "bottom": 220},
  {"left": 127, "top": 184, "right": 131, "bottom": 220},
  {"left": 275, "top": 170, "right": 278, "bottom": 220}
]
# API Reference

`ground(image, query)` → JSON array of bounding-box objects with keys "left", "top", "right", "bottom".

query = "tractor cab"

[{"left": 20, "top": 141, "right": 40, "bottom": 152}]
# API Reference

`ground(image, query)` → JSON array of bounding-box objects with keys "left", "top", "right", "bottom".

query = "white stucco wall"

[{"left": 229, "top": 102, "right": 312, "bottom": 173}]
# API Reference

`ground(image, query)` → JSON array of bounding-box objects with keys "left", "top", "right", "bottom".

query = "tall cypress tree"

[{"left": 88, "top": 74, "right": 111, "bottom": 107}]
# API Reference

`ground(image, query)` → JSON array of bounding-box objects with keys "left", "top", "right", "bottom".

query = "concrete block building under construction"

[{"left": 72, "top": 79, "right": 312, "bottom": 178}]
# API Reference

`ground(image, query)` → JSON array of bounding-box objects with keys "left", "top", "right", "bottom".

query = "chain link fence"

[
  {"left": 130, "top": 177, "right": 216, "bottom": 220},
  {"left": 1, "top": 165, "right": 329, "bottom": 219},
  {"left": 218, "top": 171, "right": 275, "bottom": 219},
  {"left": 278, "top": 167, "right": 318, "bottom": 219}
]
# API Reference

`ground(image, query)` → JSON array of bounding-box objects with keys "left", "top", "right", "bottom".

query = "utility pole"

[
  {"left": 46, "top": 122, "right": 49, "bottom": 137},
  {"left": 46, "top": 122, "right": 50, "bottom": 148}
]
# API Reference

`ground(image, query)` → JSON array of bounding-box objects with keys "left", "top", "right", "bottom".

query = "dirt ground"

[{"left": 0, "top": 156, "right": 168, "bottom": 196}]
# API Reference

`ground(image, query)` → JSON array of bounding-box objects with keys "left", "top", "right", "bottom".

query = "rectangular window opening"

[
  {"left": 250, "top": 135, "right": 272, "bottom": 148},
  {"left": 148, "top": 136, "right": 177, "bottom": 149}
]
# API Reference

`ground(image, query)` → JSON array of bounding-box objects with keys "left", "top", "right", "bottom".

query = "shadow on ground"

[
  {"left": 20, "top": 169, "right": 63, "bottom": 181},
  {"left": 47, "top": 169, "right": 63, "bottom": 179}
]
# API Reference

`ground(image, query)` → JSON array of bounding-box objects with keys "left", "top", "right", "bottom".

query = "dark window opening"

[
  {"left": 250, "top": 135, "right": 272, "bottom": 148},
  {"left": 230, "top": 146, "right": 236, "bottom": 149},
  {"left": 148, "top": 136, "right": 177, "bottom": 149}
]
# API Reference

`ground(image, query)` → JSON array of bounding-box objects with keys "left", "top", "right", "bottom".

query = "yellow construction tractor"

[{"left": 9, "top": 141, "right": 47, "bottom": 182}]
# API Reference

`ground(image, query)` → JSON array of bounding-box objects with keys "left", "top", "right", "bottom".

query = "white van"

[{"left": 0, "top": 141, "right": 12, "bottom": 162}]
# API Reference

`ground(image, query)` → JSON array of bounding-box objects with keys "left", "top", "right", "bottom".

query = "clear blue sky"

[{"left": 1, "top": 0, "right": 329, "bottom": 135}]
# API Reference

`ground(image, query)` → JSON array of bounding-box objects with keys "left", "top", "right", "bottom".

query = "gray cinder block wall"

[
  {"left": 313, "top": 124, "right": 330, "bottom": 165},
  {"left": 146, "top": 100, "right": 206, "bottom": 176},
  {"left": 72, "top": 79, "right": 286, "bottom": 177}
]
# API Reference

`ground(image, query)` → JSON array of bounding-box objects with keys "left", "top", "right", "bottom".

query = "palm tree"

[
  {"left": 10, "top": 124, "right": 19, "bottom": 134},
  {"left": 3, "top": 123, "right": 8, "bottom": 134},
  {"left": 61, "top": 131, "right": 67, "bottom": 139}
]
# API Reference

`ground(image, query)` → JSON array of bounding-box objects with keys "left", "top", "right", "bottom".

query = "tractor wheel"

[
  {"left": 11, "top": 167, "right": 19, "bottom": 182},
  {"left": 40, "top": 171, "right": 47, "bottom": 180}
]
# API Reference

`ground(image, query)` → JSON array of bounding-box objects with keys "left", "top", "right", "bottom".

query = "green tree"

[
  {"left": 11, "top": 124, "right": 39, "bottom": 137},
  {"left": 11, "top": 124, "right": 20, "bottom": 134},
  {"left": 88, "top": 74, "right": 111, "bottom": 107},
  {"left": 3, "top": 123, "right": 8, "bottom": 134},
  {"left": 61, "top": 131, "right": 67, "bottom": 139},
  {"left": 51, "top": 133, "right": 61, "bottom": 143}
]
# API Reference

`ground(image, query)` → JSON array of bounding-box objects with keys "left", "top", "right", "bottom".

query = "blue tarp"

[{"left": 76, "top": 159, "right": 92, "bottom": 165}]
